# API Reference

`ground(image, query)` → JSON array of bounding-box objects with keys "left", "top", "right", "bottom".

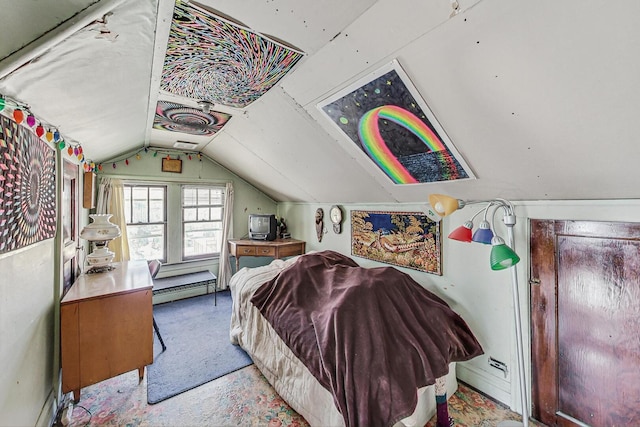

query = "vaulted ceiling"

[{"left": 1, "top": 0, "right": 639, "bottom": 203}]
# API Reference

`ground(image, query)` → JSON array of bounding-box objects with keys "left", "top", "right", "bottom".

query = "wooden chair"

[{"left": 148, "top": 260, "right": 166, "bottom": 352}]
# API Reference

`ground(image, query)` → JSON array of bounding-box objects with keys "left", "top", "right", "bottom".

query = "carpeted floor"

[
  {"left": 66, "top": 362, "right": 535, "bottom": 426},
  {"left": 147, "top": 291, "right": 253, "bottom": 404}
]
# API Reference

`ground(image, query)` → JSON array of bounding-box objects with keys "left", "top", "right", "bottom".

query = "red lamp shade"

[{"left": 448, "top": 221, "right": 473, "bottom": 242}]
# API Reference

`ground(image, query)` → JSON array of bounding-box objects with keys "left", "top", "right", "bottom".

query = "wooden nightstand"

[
  {"left": 60, "top": 260, "right": 153, "bottom": 401},
  {"left": 228, "top": 238, "right": 306, "bottom": 271}
]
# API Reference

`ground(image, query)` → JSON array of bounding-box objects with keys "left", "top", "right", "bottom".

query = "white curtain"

[
  {"left": 217, "top": 182, "right": 234, "bottom": 289},
  {"left": 96, "top": 177, "right": 130, "bottom": 262}
]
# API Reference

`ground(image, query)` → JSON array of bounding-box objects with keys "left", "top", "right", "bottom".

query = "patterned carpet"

[{"left": 65, "top": 364, "right": 531, "bottom": 426}]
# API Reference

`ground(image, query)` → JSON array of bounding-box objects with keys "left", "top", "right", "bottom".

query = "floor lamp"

[{"left": 427, "top": 194, "right": 529, "bottom": 427}]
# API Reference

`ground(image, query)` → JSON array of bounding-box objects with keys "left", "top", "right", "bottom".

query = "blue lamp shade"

[
  {"left": 472, "top": 220, "right": 494, "bottom": 244},
  {"left": 490, "top": 236, "right": 521, "bottom": 270},
  {"left": 448, "top": 221, "right": 473, "bottom": 242}
]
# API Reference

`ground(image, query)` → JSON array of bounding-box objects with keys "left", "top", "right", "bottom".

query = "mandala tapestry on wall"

[{"left": 0, "top": 114, "right": 56, "bottom": 254}]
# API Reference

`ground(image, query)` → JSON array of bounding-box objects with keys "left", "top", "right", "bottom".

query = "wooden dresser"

[
  {"left": 228, "top": 238, "right": 306, "bottom": 271},
  {"left": 60, "top": 260, "right": 153, "bottom": 401}
]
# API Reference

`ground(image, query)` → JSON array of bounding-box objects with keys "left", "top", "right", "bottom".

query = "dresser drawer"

[
  {"left": 256, "top": 246, "right": 276, "bottom": 257},
  {"left": 236, "top": 246, "right": 256, "bottom": 256}
]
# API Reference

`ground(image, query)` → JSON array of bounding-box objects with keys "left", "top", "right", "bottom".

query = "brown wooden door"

[{"left": 530, "top": 219, "right": 640, "bottom": 427}]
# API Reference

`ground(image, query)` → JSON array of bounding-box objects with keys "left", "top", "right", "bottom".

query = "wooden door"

[
  {"left": 62, "top": 160, "right": 79, "bottom": 295},
  {"left": 530, "top": 220, "right": 640, "bottom": 427}
]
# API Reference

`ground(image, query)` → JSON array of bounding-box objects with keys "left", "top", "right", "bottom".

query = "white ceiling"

[{"left": 1, "top": 0, "right": 640, "bottom": 203}]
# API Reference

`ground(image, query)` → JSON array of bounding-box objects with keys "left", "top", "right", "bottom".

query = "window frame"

[
  {"left": 181, "top": 184, "right": 226, "bottom": 261},
  {"left": 123, "top": 183, "right": 168, "bottom": 263},
  {"left": 122, "top": 180, "right": 227, "bottom": 264}
]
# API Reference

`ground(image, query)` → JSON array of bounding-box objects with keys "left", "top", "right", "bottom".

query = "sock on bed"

[{"left": 434, "top": 376, "right": 453, "bottom": 427}]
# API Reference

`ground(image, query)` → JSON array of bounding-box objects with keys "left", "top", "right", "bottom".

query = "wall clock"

[{"left": 330, "top": 205, "right": 344, "bottom": 234}]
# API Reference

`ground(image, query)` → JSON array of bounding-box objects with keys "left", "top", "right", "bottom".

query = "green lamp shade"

[{"left": 490, "top": 241, "right": 521, "bottom": 270}]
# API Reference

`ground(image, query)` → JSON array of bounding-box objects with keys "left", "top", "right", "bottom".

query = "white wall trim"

[
  {"left": 34, "top": 390, "right": 55, "bottom": 427},
  {"left": 456, "top": 362, "right": 511, "bottom": 407}
]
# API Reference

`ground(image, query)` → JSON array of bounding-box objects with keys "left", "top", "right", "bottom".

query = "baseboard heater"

[{"left": 152, "top": 270, "right": 217, "bottom": 304}]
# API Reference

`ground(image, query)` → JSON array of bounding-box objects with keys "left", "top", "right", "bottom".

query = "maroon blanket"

[{"left": 251, "top": 251, "right": 483, "bottom": 427}]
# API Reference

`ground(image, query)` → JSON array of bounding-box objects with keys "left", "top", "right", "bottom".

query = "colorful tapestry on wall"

[
  {"left": 160, "top": 1, "right": 305, "bottom": 108},
  {"left": 0, "top": 114, "right": 56, "bottom": 254},
  {"left": 153, "top": 101, "right": 232, "bottom": 136},
  {"left": 351, "top": 210, "right": 441, "bottom": 275},
  {"left": 318, "top": 59, "right": 474, "bottom": 184}
]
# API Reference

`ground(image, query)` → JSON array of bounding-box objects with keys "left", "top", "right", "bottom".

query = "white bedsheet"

[{"left": 229, "top": 257, "right": 457, "bottom": 427}]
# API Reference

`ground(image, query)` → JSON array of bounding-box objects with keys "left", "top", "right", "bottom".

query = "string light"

[
  {"left": 1, "top": 95, "right": 212, "bottom": 175},
  {"left": 13, "top": 109, "right": 24, "bottom": 123},
  {"left": 0, "top": 94, "right": 91, "bottom": 168},
  {"left": 95, "top": 147, "right": 203, "bottom": 173}
]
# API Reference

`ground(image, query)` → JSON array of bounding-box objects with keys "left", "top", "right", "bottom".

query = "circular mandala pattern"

[
  {"left": 154, "top": 101, "right": 231, "bottom": 136},
  {"left": 0, "top": 115, "right": 56, "bottom": 254}
]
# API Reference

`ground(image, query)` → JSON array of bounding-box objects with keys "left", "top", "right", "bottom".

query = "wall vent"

[{"left": 173, "top": 141, "right": 199, "bottom": 150}]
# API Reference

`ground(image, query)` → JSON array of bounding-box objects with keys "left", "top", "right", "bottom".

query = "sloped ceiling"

[{"left": 1, "top": 0, "right": 640, "bottom": 203}]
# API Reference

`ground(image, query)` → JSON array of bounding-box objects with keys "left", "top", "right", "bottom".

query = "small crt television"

[{"left": 248, "top": 214, "right": 277, "bottom": 241}]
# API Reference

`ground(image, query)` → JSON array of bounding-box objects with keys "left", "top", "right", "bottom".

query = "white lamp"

[
  {"left": 80, "top": 214, "right": 121, "bottom": 273},
  {"left": 428, "top": 194, "right": 529, "bottom": 427}
]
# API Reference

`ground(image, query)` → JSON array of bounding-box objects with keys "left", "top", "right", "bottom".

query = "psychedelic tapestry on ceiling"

[
  {"left": 160, "top": 1, "right": 305, "bottom": 108},
  {"left": 153, "top": 101, "right": 232, "bottom": 136},
  {"left": 318, "top": 59, "right": 474, "bottom": 184},
  {"left": 0, "top": 113, "right": 56, "bottom": 254}
]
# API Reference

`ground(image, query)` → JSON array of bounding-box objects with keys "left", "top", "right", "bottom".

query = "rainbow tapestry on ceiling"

[
  {"left": 154, "top": 101, "right": 232, "bottom": 136},
  {"left": 318, "top": 60, "right": 474, "bottom": 184},
  {"left": 0, "top": 113, "right": 56, "bottom": 254},
  {"left": 160, "top": 1, "right": 305, "bottom": 109}
]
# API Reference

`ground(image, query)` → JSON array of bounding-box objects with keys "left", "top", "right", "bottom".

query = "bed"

[{"left": 229, "top": 250, "right": 483, "bottom": 427}]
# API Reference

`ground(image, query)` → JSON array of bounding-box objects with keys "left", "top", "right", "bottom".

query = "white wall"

[
  {"left": 0, "top": 242, "right": 55, "bottom": 427},
  {"left": 278, "top": 199, "right": 640, "bottom": 413}
]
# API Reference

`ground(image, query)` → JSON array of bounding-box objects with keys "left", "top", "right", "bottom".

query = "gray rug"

[{"left": 147, "top": 291, "right": 253, "bottom": 404}]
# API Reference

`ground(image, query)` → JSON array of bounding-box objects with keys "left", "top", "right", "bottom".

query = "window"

[
  {"left": 122, "top": 181, "right": 226, "bottom": 264},
  {"left": 123, "top": 184, "right": 166, "bottom": 261},
  {"left": 182, "top": 186, "right": 225, "bottom": 259}
]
